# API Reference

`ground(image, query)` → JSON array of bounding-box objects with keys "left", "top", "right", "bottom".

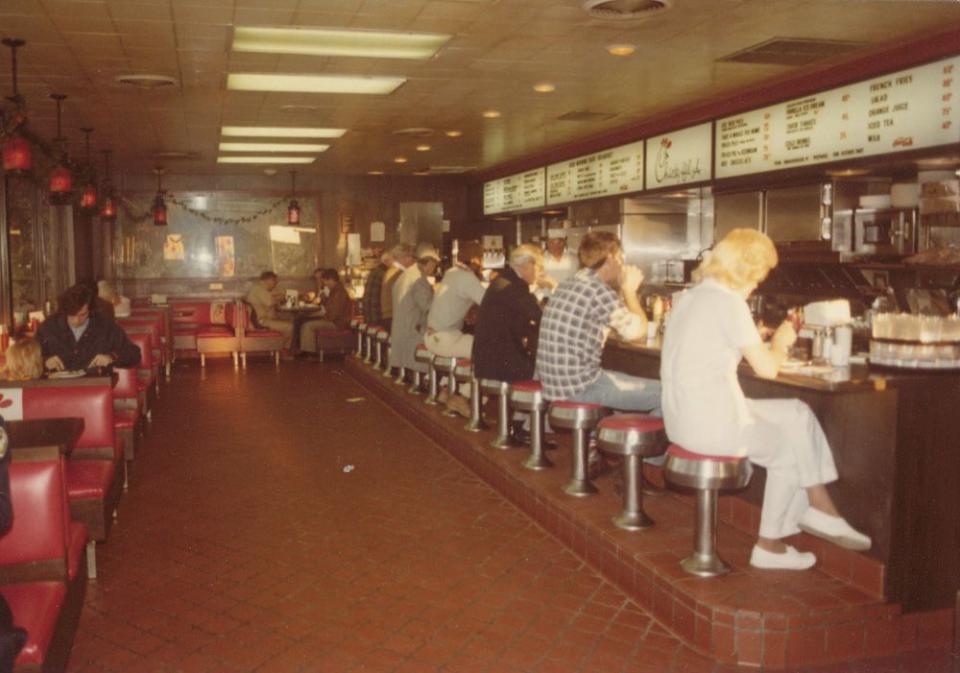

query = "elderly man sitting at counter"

[
  {"left": 661, "top": 228, "right": 870, "bottom": 570},
  {"left": 390, "top": 246, "right": 440, "bottom": 377},
  {"left": 536, "top": 231, "right": 660, "bottom": 412},
  {"left": 246, "top": 271, "right": 294, "bottom": 352}
]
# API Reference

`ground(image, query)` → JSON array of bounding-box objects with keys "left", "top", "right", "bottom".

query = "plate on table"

[{"left": 48, "top": 370, "right": 86, "bottom": 379}]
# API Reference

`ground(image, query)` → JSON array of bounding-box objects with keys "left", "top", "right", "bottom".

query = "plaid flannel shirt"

[
  {"left": 535, "top": 269, "right": 643, "bottom": 400},
  {"left": 362, "top": 264, "right": 387, "bottom": 325}
]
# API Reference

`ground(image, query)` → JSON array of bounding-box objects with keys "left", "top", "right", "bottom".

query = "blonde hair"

[
  {"left": 509, "top": 244, "right": 544, "bottom": 272},
  {"left": 694, "top": 228, "right": 778, "bottom": 290},
  {"left": 2, "top": 338, "right": 43, "bottom": 381}
]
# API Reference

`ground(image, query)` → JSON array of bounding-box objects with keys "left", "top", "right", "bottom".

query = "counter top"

[{"left": 605, "top": 338, "right": 959, "bottom": 394}]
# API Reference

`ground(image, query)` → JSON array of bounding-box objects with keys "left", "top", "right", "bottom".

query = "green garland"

[{"left": 118, "top": 195, "right": 286, "bottom": 226}]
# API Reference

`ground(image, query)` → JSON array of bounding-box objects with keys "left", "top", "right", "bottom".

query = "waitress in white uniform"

[{"left": 660, "top": 228, "right": 870, "bottom": 570}]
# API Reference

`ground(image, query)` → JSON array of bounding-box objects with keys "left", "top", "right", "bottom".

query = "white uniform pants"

[
  {"left": 740, "top": 398, "right": 838, "bottom": 540},
  {"left": 425, "top": 330, "right": 473, "bottom": 396}
]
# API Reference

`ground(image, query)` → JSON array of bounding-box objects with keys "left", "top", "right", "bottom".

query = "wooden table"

[{"left": 7, "top": 418, "right": 85, "bottom": 459}]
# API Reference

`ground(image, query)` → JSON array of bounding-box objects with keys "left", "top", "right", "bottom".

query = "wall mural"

[{"left": 115, "top": 192, "right": 319, "bottom": 279}]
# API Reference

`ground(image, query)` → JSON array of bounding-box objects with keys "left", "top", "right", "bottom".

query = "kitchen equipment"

[
  {"left": 854, "top": 207, "right": 917, "bottom": 256},
  {"left": 869, "top": 313, "right": 960, "bottom": 369}
]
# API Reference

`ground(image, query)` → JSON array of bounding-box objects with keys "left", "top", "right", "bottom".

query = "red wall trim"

[{"left": 472, "top": 23, "right": 960, "bottom": 183}]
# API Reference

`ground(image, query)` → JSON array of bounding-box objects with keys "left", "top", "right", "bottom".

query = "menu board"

[
  {"left": 645, "top": 123, "right": 712, "bottom": 189},
  {"left": 483, "top": 168, "right": 545, "bottom": 215},
  {"left": 546, "top": 140, "right": 644, "bottom": 205},
  {"left": 716, "top": 56, "right": 960, "bottom": 178}
]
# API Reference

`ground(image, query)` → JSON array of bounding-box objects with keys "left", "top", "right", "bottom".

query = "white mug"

[{"left": 830, "top": 325, "right": 853, "bottom": 367}]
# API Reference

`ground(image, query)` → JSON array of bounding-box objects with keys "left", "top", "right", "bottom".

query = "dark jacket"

[
  {"left": 37, "top": 312, "right": 142, "bottom": 371},
  {"left": 472, "top": 266, "right": 541, "bottom": 382},
  {"left": 323, "top": 283, "right": 353, "bottom": 330},
  {"left": 362, "top": 264, "right": 388, "bottom": 325}
]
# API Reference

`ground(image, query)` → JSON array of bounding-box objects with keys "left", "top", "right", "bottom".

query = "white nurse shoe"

[
  {"left": 750, "top": 544, "right": 817, "bottom": 570},
  {"left": 798, "top": 508, "right": 872, "bottom": 552}
]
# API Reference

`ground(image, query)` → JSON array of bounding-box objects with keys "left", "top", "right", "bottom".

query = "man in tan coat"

[
  {"left": 379, "top": 243, "right": 415, "bottom": 332},
  {"left": 246, "top": 271, "right": 294, "bottom": 350}
]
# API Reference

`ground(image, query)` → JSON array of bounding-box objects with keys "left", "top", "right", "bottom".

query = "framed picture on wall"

[
  {"left": 215, "top": 236, "right": 235, "bottom": 277},
  {"left": 163, "top": 234, "right": 185, "bottom": 261}
]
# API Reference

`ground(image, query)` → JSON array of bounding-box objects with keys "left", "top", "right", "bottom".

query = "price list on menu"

[
  {"left": 716, "top": 56, "right": 960, "bottom": 179},
  {"left": 547, "top": 140, "right": 644, "bottom": 205},
  {"left": 483, "top": 168, "right": 545, "bottom": 215}
]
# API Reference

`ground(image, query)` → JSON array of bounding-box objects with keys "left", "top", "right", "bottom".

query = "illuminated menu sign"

[
  {"left": 483, "top": 168, "right": 546, "bottom": 215},
  {"left": 546, "top": 140, "right": 644, "bottom": 205},
  {"left": 716, "top": 56, "right": 960, "bottom": 178},
  {"left": 645, "top": 123, "right": 712, "bottom": 189}
]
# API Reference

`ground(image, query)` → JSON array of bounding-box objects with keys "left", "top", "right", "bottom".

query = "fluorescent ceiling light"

[
  {"left": 217, "top": 156, "right": 316, "bottom": 164},
  {"left": 222, "top": 126, "right": 346, "bottom": 138},
  {"left": 232, "top": 26, "right": 451, "bottom": 60},
  {"left": 227, "top": 73, "right": 405, "bottom": 95},
  {"left": 219, "top": 142, "right": 329, "bottom": 153}
]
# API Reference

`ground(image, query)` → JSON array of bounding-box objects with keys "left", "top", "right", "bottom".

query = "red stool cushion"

[
  {"left": 552, "top": 400, "right": 606, "bottom": 411},
  {"left": 196, "top": 326, "right": 234, "bottom": 338},
  {"left": 2, "top": 582, "right": 65, "bottom": 666},
  {"left": 667, "top": 444, "right": 744, "bottom": 463},
  {"left": 511, "top": 380, "right": 541, "bottom": 393},
  {"left": 65, "top": 460, "right": 115, "bottom": 500},
  {"left": 598, "top": 414, "right": 664, "bottom": 433}
]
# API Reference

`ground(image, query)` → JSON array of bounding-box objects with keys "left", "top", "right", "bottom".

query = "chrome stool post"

[
  {"left": 510, "top": 381, "right": 550, "bottom": 471},
  {"left": 423, "top": 352, "right": 440, "bottom": 405},
  {"left": 455, "top": 360, "right": 488, "bottom": 432},
  {"left": 373, "top": 329, "right": 386, "bottom": 368},
  {"left": 664, "top": 445, "right": 752, "bottom": 577},
  {"left": 433, "top": 356, "right": 458, "bottom": 417},
  {"left": 393, "top": 366, "right": 406, "bottom": 385},
  {"left": 351, "top": 318, "right": 364, "bottom": 358},
  {"left": 480, "top": 379, "right": 511, "bottom": 449},
  {"left": 377, "top": 330, "right": 391, "bottom": 375},
  {"left": 407, "top": 369, "right": 422, "bottom": 394},
  {"left": 411, "top": 345, "right": 431, "bottom": 395},
  {"left": 549, "top": 402, "right": 608, "bottom": 497},
  {"left": 363, "top": 325, "right": 378, "bottom": 364},
  {"left": 597, "top": 414, "right": 667, "bottom": 530}
]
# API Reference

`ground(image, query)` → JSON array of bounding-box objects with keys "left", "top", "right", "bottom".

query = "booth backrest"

[
  {"left": 112, "top": 367, "right": 139, "bottom": 400},
  {"left": 21, "top": 385, "right": 115, "bottom": 452},
  {"left": 127, "top": 332, "right": 154, "bottom": 369},
  {"left": 170, "top": 301, "right": 234, "bottom": 328},
  {"left": 0, "top": 454, "right": 69, "bottom": 570}
]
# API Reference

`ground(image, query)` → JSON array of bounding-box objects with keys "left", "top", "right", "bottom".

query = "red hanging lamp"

[
  {"left": 287, "top": 170, "right": 300, "bottom": 225},
  {"left": 152, "top": 167, "right": 167, "bottom": 226},
  {"left": 79, "top": 128, "right": 97, "bottom": 210},
  {"left": 2, "top": 38, "right": 31, "bottom": 174},
  {"left": 48, "top": 93, "right": 73, "bottom": 201},
  {"left": 99, "top": 149, "right": 116, "bottom": 221}
]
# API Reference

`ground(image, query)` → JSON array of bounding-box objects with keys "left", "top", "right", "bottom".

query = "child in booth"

[{"left": 0, "top": 339, "right": 43, "bottom": 381}]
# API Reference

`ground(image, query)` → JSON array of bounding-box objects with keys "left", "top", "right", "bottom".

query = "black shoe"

[{"left": 510, "top": 422, "right": 530, "bottom": 446}]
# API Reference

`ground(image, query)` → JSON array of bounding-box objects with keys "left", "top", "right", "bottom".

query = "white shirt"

[
  {"left": 537, "top": 250, "right": 580, "bottom": 300},
  {"left": 427, "top": 265, "right": 485, "bottom": 333},
  {"left": 392, "top": 263, "right": 420, "bottom": 314},
  {"left": 660, "top": 279, "right": 761, "bottom": 456}
]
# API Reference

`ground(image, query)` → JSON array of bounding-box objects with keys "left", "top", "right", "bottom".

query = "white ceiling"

[{"left": 1, "top": 0, "right": 959, "bottom": 178}]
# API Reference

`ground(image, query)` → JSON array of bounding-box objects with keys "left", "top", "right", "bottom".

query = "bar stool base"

[
  {"left": 489, "top": 436, "right": 511, "bottom": 450},
  {"left": 680, "top": 553, "right": 730, "bottom": 578},
  {"left": 562, "top": 479, "right": 598, "bottom": 497},
  {"left": 523, "top": 454, "right": 553, "bottom": 471},
  {"left": 613, "top": 511, "right": 654, "bottom": 531}
]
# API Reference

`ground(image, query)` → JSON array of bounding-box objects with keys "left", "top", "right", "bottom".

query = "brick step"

[{"left": 347, "top": 358, "right": 953, "bottom": 669}]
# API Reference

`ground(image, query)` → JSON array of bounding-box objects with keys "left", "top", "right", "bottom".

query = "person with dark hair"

[
  {"left": 536, "top": 231, "right": 659, "bottom": 411},
  {"left": 245, "top": 271, "right": 294, "bottom": 351},
  {"left": 36, "top": 283, "right": 141, "bottom": 372},
  {"left": 299, "top": 269, "right": 353, "bottom": 356},
  {"left": 362, "top": 250, "right": 392, "bottom": 326}
]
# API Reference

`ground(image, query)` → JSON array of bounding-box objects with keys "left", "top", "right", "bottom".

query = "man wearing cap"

[
  {"left": 390, "top": 246, "right": 440, "bottom": 378},
  {"left": 379, "top": 243, "right": 416, "bottom": 333},
  {"left": 537, "top": 229, "right": 579, "bottom": 299}
]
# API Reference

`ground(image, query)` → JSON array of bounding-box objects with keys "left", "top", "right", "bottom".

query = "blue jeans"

[{"left": 571, "top": 369, "right": 661, "bottom": 414}]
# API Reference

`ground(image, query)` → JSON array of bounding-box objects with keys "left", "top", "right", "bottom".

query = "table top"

[
  {"left": 7, "top": 417, "right": 85, "bottom": 456},
  {"left": 279, "top": 304, "right": 321, "bottom": 314}
]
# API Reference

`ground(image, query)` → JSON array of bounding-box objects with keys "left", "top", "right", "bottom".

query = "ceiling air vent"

[
  {"left": 153, "top": 151, "right": 199, "bottom": 161},
  {"left": 557, "top": 110, "right": 618, "bottom": 123},
  {"left": 582, "top": 0, "right": 670, "bottom": 21},
  {"left": 115, "top": 74, "right": 178, "bottom": 89},
  {"left": 393, "top": 127, "right": 435, "bottom": 138},
  {"left": 427, "top": 166, "right": 475, "bottom": 174},
  {"left": 719, "top": 38, "right": 867, "bottom": 67}
]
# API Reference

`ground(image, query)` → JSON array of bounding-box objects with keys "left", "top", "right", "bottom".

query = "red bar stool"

[
  {"left": 480, "top": 379, "right": 511, "bottom": 449},
  {"left": 509, "top": 381, "right": 550, "bottom": 471},
  {"left": 597, "top": 414, "right": 667, "bottom": 530},
  {"left": 411, "top": 344, "right": 429, "bottom": 395},
  {"left": 454, "top": 359, "right": 488, "bottom": 432},
  {"left": 664, "top": 444, "right": 753, "bottom": 577},
  {"left": 549, "top": 401, "right": 609, "bottom": 497},
  {"left": 374, "top": 328, "right": 389, "bottom": 370},
  {"left": 363, "top": 324, "right": 379, "bottom": 364},
  {"left": 351, "top": 318, "right": 364, "bottom": 358},
  {"left": 432, "top": 355, "right": 458, "bottom": 417}
]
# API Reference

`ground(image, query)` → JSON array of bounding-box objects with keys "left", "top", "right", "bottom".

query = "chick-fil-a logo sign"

[{"left": 654, "top": 136, "right": 704, "bottom": 185}]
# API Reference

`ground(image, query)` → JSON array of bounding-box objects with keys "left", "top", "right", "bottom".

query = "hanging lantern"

[
  {"left": 79, "top": 127, "right": 97, "bottom": 211},
  {"left": 48, "top": 94, "right": 73, "bottom": 201},
  {"left": 2, "top": 136, "right": 31, "bottom": 173},
  {"left": 287, "top": 170, "right": 300, "bottom": 225},
  {"left": 152, "top": 167, "right": 167, "bottom": 226},
  {"left": 100, "top": 193, "right": 117, "bottom": 221},
  {"left": 2, "top": 38, "right": 31, "bottom": 174}
]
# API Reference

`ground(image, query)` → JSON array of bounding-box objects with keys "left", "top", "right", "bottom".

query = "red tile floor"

[{"left": 66, "top": 361, "right": 957, "bottom": 673}]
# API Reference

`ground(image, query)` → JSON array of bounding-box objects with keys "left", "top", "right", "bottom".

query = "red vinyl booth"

[
  {"left": 112, "top": 367, "right": 142, "bottom": 461},
  {"left": 238, "top": 303, "right": 284, "bottom": 368},
  {"left": 126, "top": 332, "right": 156, "bottom": 419},
  {"left": 196, "top": 302, "right": 240, "bottom": 369}
]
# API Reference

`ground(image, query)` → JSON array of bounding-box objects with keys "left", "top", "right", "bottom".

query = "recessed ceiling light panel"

[
  {"left": 217, "top": 156, "right": 316, "bottom": 164},
  {"left": 482, "top": 110, "right": 501, "bottom": 119},
  {"left": 533, "top": 82, "right": 556, "bottom": 93},
  {"left": 222, "top": 126, "right": 346, "bottom": 138},
  {"left": 445, "top": 130, "right": 462, "bottom": 138},
  {"left": 607, "top": 43, "right": 636, "bottom": 56},
  {"left": 227, "top": 73, "right": 405, "bottom": 94},
  {"left": 219, "top": 142, "right": 329, "bottom": 152},
  {"left": 232, "top": 26, "right": 451, "bottom": 60}
]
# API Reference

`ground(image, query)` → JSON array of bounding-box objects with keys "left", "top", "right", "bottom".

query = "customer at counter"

[
  {"left": 246, "top": 271, "right": 294, "bottom": 352},
  {"left": 362, "top": 250, "right": 392, "bottom": 327},
  {"left": 536, "top": 231, "right": 660, "bottom": 411},
  {"left": 380, "top": 244, "right": 416, "bottom": 333},
  {"left": 391, "top": 247, "right": 440, "bottom": 376},
  {"left": 661, "top": 228, "right": 871, "bottom": 571},
  {"left": 299, "top": 269, "right": 353, "bottom": 357},
  {"left": 37, "top": 283, "right": 141, "bottom": 372}
]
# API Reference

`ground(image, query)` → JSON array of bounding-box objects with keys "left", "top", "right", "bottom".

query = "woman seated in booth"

[
  {"left": 0, "top": 338, "right": 43, "bottom": 381},
  {"left": 660, "top": 228, "right": 870, "bottom": 570}
]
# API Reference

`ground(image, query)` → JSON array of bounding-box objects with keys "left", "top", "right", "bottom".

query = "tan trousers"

[{"left": 262, "top": 318, "right": 294, "bottom": 350}]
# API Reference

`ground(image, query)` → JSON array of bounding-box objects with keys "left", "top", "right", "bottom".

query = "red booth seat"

[
  {"left": 237, "top": 303, "right": 284, "bottom": 368},
  {"left": 112, "top": 367, "right": 143, "bottom": 461},
  {"left": 168, "top": 300, "right": 237, "bottom": 355},
  {"left": 196, "top": 302, "right": 240, "bottom": 369},
  {"left": 2, "top": 582, "right": 65, "bottom": 667}
]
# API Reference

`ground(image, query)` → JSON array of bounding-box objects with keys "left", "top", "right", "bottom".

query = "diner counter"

[{"left": 602, "top": 338, "right": 960, "bottom": 613}]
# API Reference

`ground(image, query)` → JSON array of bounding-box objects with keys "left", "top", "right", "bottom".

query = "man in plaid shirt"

[
  {"left": 362, "top": 250, "right": 392, "bottom": 325},
  {"left": 536, "top": 231, "right": 660, "bottom": 411}
]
